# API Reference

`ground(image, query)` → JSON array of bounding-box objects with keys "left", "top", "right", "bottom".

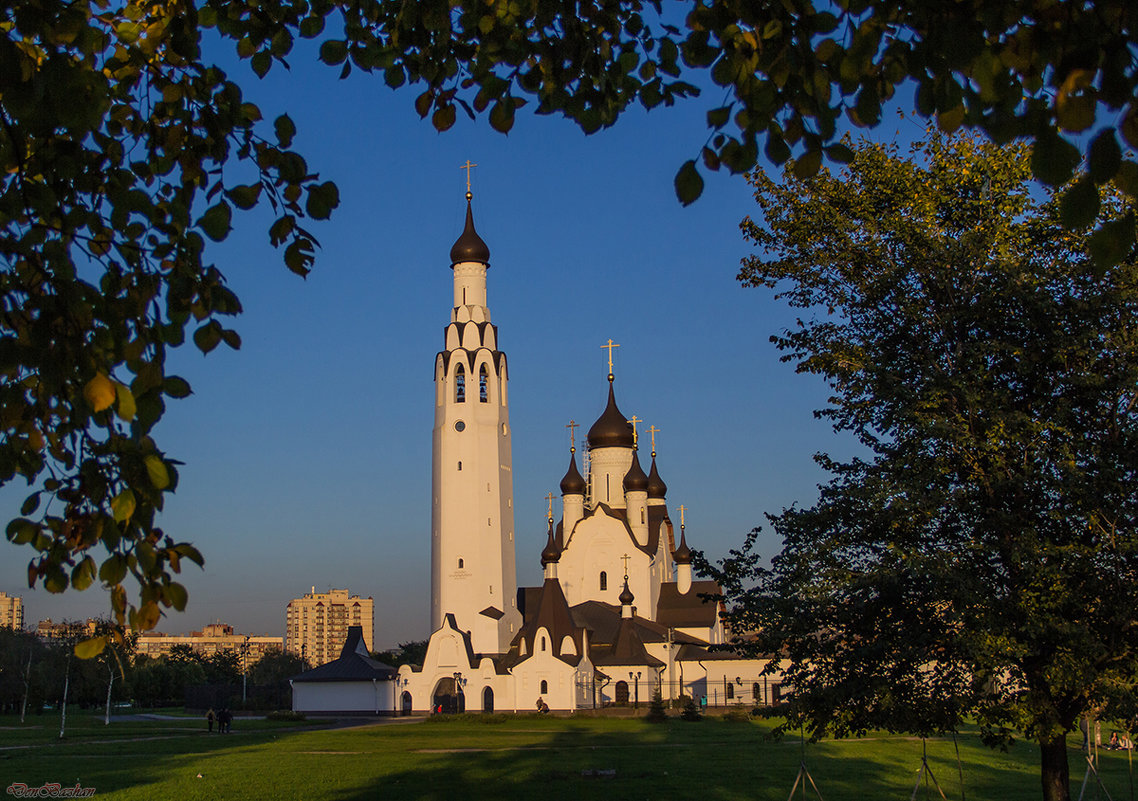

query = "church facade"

[{"left": 393, "top": 190, "right": 786, "bottom": 714}]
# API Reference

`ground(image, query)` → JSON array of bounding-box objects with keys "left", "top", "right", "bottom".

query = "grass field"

[{"left": 2, "top": 711, "right": 1134, "bottom": 800}]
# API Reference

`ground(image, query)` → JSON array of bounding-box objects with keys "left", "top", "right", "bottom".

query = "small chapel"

[{"left": 384, "top": 186, "right": 783, "bottom": 714}]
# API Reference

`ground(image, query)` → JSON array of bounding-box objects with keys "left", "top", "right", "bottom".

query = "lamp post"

[
  {"left": 241, "top": 636, "right": 250, "bottom": 704},
  {"left": 630, "top": 671, "right": 641, "bottom": 709}
]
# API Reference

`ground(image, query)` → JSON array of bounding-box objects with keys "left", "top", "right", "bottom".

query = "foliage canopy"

[
  {"left": 3, "top": 0, "right": 1137, "bottom": 652},
  {"left": 710, "top": 133, "right": 1138, "bottom": 801}
]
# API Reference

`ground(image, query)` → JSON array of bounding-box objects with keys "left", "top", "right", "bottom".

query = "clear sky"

[{"left": 1, "top": 36, "right": 909, "bottom": 648}]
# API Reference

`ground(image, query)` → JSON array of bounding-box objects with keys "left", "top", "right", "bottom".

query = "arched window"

[
  {"left": 479, "top": 364, "right": 489, "bottom": 402},
  {"left": 599, "top": 571, "right": 607, "bottom": 591},
  {"left": 726, "top": 683, "right": 735, "bottom": 700},
  {"left": 540, "top": 636, "right": 546, "bottom": 652},
  {"left": 458, "top": 558, "right": 464, "bottom": 569},
  {"left": 540, "top": 679, "right": 548, "bottom": 694},
  {"left": 455, "top": 364, "right": 466, "bottom": 402}
]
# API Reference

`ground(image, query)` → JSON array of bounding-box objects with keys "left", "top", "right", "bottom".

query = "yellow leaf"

[
  {"left": 111, "top": 489, "right": 136, "bottom": 523},
  {"left": 115, "top": 382, "right": 136, "bottom": 421},
  {"left": 144, "top": 455, "right": 169, "bottom": 490},
  {"left": 84, "top": 372, "right": 116, "bottom": 412},
  {"left": 74, "top": 636, "right": 108, "bottom": 659}
]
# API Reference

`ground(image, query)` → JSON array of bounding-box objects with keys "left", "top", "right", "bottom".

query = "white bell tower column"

[{"left": 431, "top": 183, "right": 521, "bottom": 655}]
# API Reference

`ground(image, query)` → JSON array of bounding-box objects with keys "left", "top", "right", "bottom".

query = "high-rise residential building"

[
  {"left": 285, "top": 588, "right": 373, "bottom": 666},
  {"left": 0, "top": 592, "right": 24, "bottom": 630}
]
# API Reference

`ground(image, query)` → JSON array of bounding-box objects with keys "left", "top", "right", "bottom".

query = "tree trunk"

[
  {"left": 59, "top": 654, "right": 71, "bottom": 740},
  {"left": 19, "top": 650, "right": 31, "bottom": 724},
  {"left": 1040, "top": 732, "right": 1072, "bottom": 801},
  {"left": 104, "top": 665, "right": 114, "bottom": 725}
]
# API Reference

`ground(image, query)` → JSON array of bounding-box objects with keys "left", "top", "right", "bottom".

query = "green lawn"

[{"left": 1, "top": 712, "right": 1134, "bottom": 800}]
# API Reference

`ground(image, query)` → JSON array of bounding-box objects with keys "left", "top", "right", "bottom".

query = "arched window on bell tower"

[
  {"left": 479, "top": 364, "right": 489, "bottom": 402},
  {"left": 599, "top": 571, "right": 607, "bottom": 591},
  {"left": 455, "top": 364, "right": 466, "bottom": 403}
]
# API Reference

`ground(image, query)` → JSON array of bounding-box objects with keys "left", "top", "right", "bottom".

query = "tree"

[
  {"left": 5, "top": 0, "right": 1138, "bottom": 648},
  {"left": 712, "top": 133, "right": 1138, "bottom": 801}
]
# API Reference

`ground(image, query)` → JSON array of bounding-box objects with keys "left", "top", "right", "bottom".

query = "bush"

[
  {"left": 266, "top": 710, "right": 306, "bottom": 721},
  {"left": 680, "top": 697, "right": 702, "bottom": 722},
  {"left": 645, "top": 689, "right": 668, "bottom": 723},
  {"left": 722, "top": 706, "right": 750, "bottom": 723}
]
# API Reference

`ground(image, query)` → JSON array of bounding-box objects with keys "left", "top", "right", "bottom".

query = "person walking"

[{"left": 206, "top": 708, "right": 215, "bottom": 733}]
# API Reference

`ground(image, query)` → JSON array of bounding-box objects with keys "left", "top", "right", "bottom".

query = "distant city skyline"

[{"left": 0, "top": 37, "right": 902, "bottom": 648}]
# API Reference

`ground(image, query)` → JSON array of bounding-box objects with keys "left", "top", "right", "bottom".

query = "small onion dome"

[
  {"left": 618, "top": 578, "right": 635, "bottom": 606},
  {"left": 647, "top": 456, "right": 668, "bottom": 499},
  {"left": 560, "top": 450, "right": 586, "bottom": 496},
  {"left": 587, "top": 380, "right": 634, "bottom": 449},
  {"left": 449, "top": 198, "right": 490, "bottom": 266},
  {"left": 540, "top": 522, "right": 561, "bottom": 565},
  {"left": 672, "top": 528, "right": 692, "bottom": 565},
  {"left": 622, "top": 450, "right": 649, "bottom": 493}
]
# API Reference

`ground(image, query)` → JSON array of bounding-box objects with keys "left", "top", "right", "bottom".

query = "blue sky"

[{"left": 1, "top": 38, "right": 917, "bottom": 647}]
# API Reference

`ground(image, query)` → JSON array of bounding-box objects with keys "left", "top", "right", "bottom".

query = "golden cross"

[
  {"left": 566, "top": 419, "right": 578, "bottom": 450},
  {"left": 545, "top": 492, "right": 554, "bottom": 521},
  {"left": 678, "top": 504, "right": 686, "bottom": 529},
  {"left": 461, "top": 160, "right": 477, "bottom": 194},
  {"left": 620, "top": 553, "right": 630, "bottom": 579},
  {"left": 647, "top": 425, "right": 660, "bottom": 456},
  {"left": 601, "top": 338, "right": 620, "bottom": 377},
  {"left": 627, "top": 415, "right": 641, "bottom": 448}
]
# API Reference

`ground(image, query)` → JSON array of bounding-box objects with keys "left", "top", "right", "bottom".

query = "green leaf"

[
  {"left": 71, "top": 556, "right": 96, "bottom": 591},
  {"left": 20, "top": 493, "right": 40, "bottom": 516},
  {"left": 163, "top": 376, "right": 193, "bottom": 398},
  {"left": 6, "top": 518, "right": 37, "bottom": 545},
  {"left": 489, "top": 99, "right": 516, "bottom": 134},
  {"left": 1088, "top": 129, "right": 1122, "bottom": 184},
  {"left": 275, "top": 114, "right": 296, "bottom": 148},
  {"left": 1059, "top": 177, "right": 1100, "bottom": 229},
  {"left": 193, "top": 322, "right": 223, "bottom": 354},
  {"left": 145, "top": 454, "right": 170, "bottom": 490},
  {"left": 793, "top": 149, "right": 823, "bottom": 179},
  {"left": 707, "top": 106, "right": 731, "bottom": 128},
  {"left": 74, "top": 636, "right": 108, "bottom": 659},
  {"left": 319, "top": 40, "right": 348, "bottom": 65},
  {"left": 251, "top": 51, "right": 271, "bottom": 78},
  {"left": 164, "top": 581, "right": 188, "bottom": 611},
  {"left": 825, "top": 143, "right": 855, "bottom": 164},
  {"left": 111, "top": 489, "right": 136, "bottom": 523},
  {"left": 305, "top": 181, "right": 340, "bottom": 220},
  {"left": 227, "top": 183, "right": 262, "bottom": 210},
  {"left": 1031, "top": 130, "right": 1080, "bottom": 187},
  {"left": 674, "top": 160, "right": 704, "bottom": 206},
  {"left": 1088, "top": 212, "right": 1136, "bottom": 272},
  {"left": 198, "top": 202, "right": 232, "bottom": 242},
  {"left": 115, "top": 382, "right": 136, "bottom": 422},
  {"left": 99, "top": 554, "right": 128, "bottom": 586},
  {"left": 1115, "top": 161, "right": 1138, "bottom": 198},
  {"left": 936, "top": 104, "right": 965, "bottom": 133}
]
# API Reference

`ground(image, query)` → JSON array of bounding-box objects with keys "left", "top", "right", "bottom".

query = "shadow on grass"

[{"left": 3, "top": 716, "right": 1135, "bottom": 801}]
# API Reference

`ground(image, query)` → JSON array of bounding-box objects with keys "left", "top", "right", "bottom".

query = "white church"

[{"left": 292, "top": 189, "right": 785, "bottom": 715}]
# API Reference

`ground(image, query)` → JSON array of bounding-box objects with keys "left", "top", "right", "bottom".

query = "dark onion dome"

[
  {"left": 541, "top": 521, "right": 561, "bottom": 565},
  {"left": 622, "top": 450, "right": 649, "bottom": 493},
  {"left": 647, "top": 456, "right": 668, "bottom": 498},
  {"left": 560, "top": 450, "right": 586, "bottom": 495},
  {"left": 672, "top": 528, "right": 692, "bottom": 565},
  {"left": 449, "top": 197, "right": 490, "bottom": 266},
  {"left": 587, "top": 380, "right": 634, "bottom": 449},
  {"left": 618, "top": 578, "right": 635, "bottom": 606}
]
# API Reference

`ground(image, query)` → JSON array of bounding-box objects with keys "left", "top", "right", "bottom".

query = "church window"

[
  {"left": 599, "top": 571, "right": 607, "bottom": 591},
  {"left": 540, "top": 680, "right": 548, "bottom": 694},
  {"left": 641, "top": 508, "right": 645, "bottom": 524},
  {"left": 458, "top": 558, "right": 464, "bottom": 569},
  {"left": 540, "top": 636, "right": 546, "bottom": 652},
  {"left": 726, "top": 683, "right": 735, "bottom": 700},
  {"left": 479, "top": 365, "right": 489, "bottom": 402},
  {"left": 457, "top": 461, "right": 462, "bottom": 471},
  {"left": 455, "top": 365, "right": 466, "bottom": 402}
]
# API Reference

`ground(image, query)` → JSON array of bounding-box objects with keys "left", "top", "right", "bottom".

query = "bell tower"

[{"left": 431, "top": 181, "right": 521, "bottom": 655}]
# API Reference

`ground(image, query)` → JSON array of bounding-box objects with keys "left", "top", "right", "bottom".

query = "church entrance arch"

[
  {"left": 431, "top": 677, "right": 465, "bottom": 714},
  {"left": 483, "top": 686, "right": 494, "bottom": 713},
  {"left": 615, "top": 681, "right": 630, "bottom": 705},
  {"left": 401, "top": 691, "right": 412, "bottom": 716}
]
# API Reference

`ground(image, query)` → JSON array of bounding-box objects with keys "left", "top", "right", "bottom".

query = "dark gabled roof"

[
  {"left": 570, "top": 601, "right": 707, "bottom": 647},
  {"left": 674, "top": 643, "right": 740, "bottom": 662},
  {"left": 509, "top": 578, "right": 586, "bottom": 667},
  {"left": 450, "top": 198, "right": 490, "bottom": 266},
  {"left": 480, "top": 606, "right": 505, "bottom": 620},
  {"left": 590, "top": 617, "right": 664, "bottom": 668},
  {"left": 655, "top": 581, "right": 723, "bottom": 629},
  {"left": 289, "top": 626, "right": 395, "bottom": 683},
  {"left": 587, "top": 379, "right": 634, "bottom": 450}
]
